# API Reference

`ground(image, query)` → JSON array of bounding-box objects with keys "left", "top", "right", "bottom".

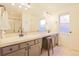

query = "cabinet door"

[
  {"left": 29, "top": 43, "right": 42, "bottom": 56},
  {"left": 6, "top": 49, "right": 28, "bottom": 56},
  {"left": 0, "top": 48, "right": 1, "bottom": 56}
]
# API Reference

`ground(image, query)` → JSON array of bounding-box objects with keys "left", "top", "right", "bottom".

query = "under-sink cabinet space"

[
  {"left": 51, "top": 34, "right": 59, "bottom": 47},
  {"left": 29, "top": 39, "right": 42, "bottom": 56},
  {"left": 29, "top": 43, "right": 42, "bottom": 56}
]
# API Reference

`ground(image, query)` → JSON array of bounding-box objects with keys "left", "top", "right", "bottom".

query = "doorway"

[{"left": 59, "top": 14, "right": 71, "bottom": 46}]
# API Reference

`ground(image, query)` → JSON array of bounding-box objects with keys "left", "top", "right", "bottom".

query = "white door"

[
  {"left": 59, "top": 11, "right": 79, "bottom": 55},
  {"left": 59, "top": 14, "right": 71, "bottom": 47}
]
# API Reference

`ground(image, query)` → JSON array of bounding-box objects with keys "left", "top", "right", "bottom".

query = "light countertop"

[{"left": 0, "top": 32, "right": 57, "bottom": 48}]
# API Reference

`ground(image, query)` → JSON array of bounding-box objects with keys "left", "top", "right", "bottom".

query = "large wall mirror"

[
  {"left": 0, "top": 4, "right": 22, "bottom": 38},
  {"left": 7, "top": 16, "right": 21, "bottom": 33}
]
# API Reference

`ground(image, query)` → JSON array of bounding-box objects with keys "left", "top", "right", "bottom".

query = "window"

[
  {"left": 39, "top": 19, "right": 46, "bottom": 32},
  {"left": 59, "top": 14, "right": 70, "bottom": 32}
]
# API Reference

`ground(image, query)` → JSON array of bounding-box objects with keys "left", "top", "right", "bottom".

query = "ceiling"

[{"left": 0, "top": 3, "right": 79, "bottom": 20}]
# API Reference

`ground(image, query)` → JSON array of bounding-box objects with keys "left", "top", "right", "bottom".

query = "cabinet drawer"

[
  {"left": 35, "top": 39, "right": 39, "bottom": 44},
  {"left": 20, "top": 42, "right": 28, "bottom": 49},
  {"left": 35, "top": 39, "right": 42, "bottom": 44},
  {"left": 2, "top": 45, "right": 19, "bottom": 55},
  {"left": 6, "top": 49, "right": 26, "bottom": 56},
  {"left": 28, "top": 40, "right": 35, "bottom": 46},
  {"left": 20, "top": 40, "right": 34, "bottom": 49}
]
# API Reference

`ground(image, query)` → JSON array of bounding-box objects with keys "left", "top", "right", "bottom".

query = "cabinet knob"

[
  {"left": 9, "top": 48, "right": 12, "bottom": 51},
  {"left": 27, "top": 43, "right": 29, "bottom": 45}
]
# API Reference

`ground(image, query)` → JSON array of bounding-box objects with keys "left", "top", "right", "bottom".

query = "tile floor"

[
  {"left": 41, "top": 46, "right": 79, "bottom": 56},
  {"left": 41, "top": 46, "right": 63, "bottom": 56}
]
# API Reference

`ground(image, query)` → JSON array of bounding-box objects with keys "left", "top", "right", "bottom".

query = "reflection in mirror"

[
  {"left": 5, "top": 13, "right": 22, "bottom": 37},
  {"left": 0, "top": 4, "right": 22, "bottom": 38},
  {"left": 0, "top": 5, "right": 11, "bottom": 38}
]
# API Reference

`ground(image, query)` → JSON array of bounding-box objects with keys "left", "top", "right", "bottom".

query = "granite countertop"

[{"left": 0, "top": 32, "right": 57, "bottom": 48}]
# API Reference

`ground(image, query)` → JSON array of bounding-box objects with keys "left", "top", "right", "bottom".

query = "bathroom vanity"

[{"left": 0, "top": 32, "right": 58, "bottom": 56}]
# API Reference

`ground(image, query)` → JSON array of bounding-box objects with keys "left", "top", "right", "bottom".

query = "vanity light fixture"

[{"left": 11, "top": 3, "right": 31, "bottom": 10}]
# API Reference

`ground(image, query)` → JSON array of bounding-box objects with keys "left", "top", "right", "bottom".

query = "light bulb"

[
  {"left": 18, "top": 5, "right": 22, "bottom": 8},
  {"left": 11, "top": 3, "right": 15, "bottom": 5},
  {"left": 21, "top": 3, "right": 25, "bottom": 5},
  {"left": 27, "top": 5, "right": 31, "bottom": 8},
  {"left": 25, "top": 3, "right": 31, "bottom": 8},
  {"left": 25, "top": 8, "right": 28, "bottom": 10}
]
